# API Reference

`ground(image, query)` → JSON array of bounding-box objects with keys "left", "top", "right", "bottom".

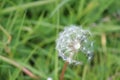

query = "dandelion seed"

[{"left": 56, "top": 25, "right": 94, "bottom": 64}]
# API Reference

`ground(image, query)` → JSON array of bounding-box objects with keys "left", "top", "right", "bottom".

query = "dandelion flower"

[
  {"left": 56, "top": 25, "right": 93, "bottom": 65},
  {"left": 47, "top": 77, "right": 52, "bottom": 80}
]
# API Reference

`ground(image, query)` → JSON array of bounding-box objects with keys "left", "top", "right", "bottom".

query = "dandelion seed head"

[
  {"left": 56, "top": 25, "right": 94, "bottom": 64},
  {"left": 47, "top": 77, "right": 52, "bottom": 80}
]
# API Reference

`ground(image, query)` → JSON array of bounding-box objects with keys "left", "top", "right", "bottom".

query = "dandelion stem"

[{"left": 60, "top": 62, "right": 69, "bottom": 80}]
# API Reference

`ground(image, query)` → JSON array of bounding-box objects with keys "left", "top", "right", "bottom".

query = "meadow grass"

[{"left": 0, "top": 0, "right": 120, "bottom": 80}]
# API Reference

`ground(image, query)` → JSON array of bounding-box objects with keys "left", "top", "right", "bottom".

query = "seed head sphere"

[{"left": 56, "top": 25, "right": 93, "bottom": 65}]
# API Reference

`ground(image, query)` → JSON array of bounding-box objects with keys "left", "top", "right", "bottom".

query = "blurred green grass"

[{"left": 0, "top": 0, "right": 120, "bottom": 80}]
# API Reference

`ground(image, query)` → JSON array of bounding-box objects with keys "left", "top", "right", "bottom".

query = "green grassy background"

[{"left": 0, "top": 0, "right": 120, "bottom": 80}]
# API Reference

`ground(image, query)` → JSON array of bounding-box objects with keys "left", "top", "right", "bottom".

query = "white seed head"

[
  {"left": 56, "top": 25, "right": 93, "bottom": 65},
  {"left": 47, "top": 77, "right": 52, "bottom": 80}
]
